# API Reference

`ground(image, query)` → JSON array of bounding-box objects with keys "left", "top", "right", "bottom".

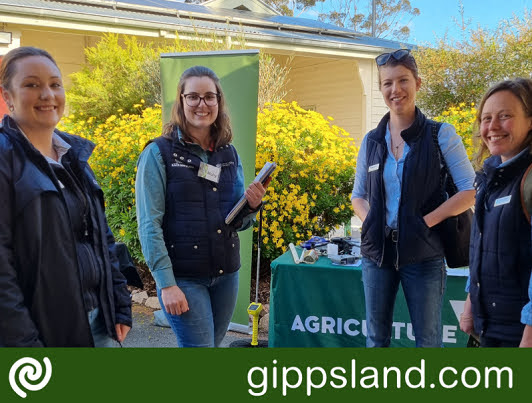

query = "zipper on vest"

[
  {"left": 378, "top": 144, "right": 387, "bottom": 267},
  {"left": 394, "top": 234, "right": 399, "bottom": 270},
  {"left": 395, "top": 148, "right": 408, "bottom": 271},
  {"left": 394, "top": 206, "right": 400, "bottom": 271}
]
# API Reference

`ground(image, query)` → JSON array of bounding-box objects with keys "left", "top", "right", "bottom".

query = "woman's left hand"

[
  {"left": 115, "top": 323, "right": 131, "bottom": 343},
  {"left": 519, "top": 325, "right": 532, "bottom": 348},
  {"left": 245, "top": 181, "right": 268, "bottom": 210}
]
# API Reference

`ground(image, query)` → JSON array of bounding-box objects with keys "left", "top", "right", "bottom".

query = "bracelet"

[{"left": 460, "top": 314, "right": 473, "bottom": 320}]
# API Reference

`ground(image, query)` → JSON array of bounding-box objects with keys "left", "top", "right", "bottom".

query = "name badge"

[
  {"left": 494, "top": 195, "right": 511, "bottom": 207},
  {"left": 368, "top": 163, "right": 379, "bottom": 173},
  {"left": 198, "top": 162, "right": 221, "bottom": 183}
]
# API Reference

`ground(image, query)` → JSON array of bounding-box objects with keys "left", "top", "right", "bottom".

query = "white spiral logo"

[{"left": 9, "top": 357, "right": 52, "bottom": 398}]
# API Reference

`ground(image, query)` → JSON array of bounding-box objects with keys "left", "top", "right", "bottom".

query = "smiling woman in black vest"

[
  {"left": 136, "top": 66, "right": 266, "bottom": 347},
  {"left": 460, "top": 78, "right": 532, "bottom": 347},
  {"left": 0, "top": 46, "right": 132, "bottom": 347},
  {"left": 351, "top": 49, "right": 476, "bottom": 347}
]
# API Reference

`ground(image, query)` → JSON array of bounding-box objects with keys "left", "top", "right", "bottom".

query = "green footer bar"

[{"left": 1, "top": 348, "right": 530, "bottom": 402}]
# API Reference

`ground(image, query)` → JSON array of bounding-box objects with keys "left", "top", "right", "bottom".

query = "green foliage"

[
  {"left": 58, "top": 101, "right": 358, "bottom": 266},
  {"left": 433, "top": 103, "right": 477, "bottom": 161},
  {"left": 67, "top": 32, "right": 291, "bottom": 123},
  {"left": 256, "top": 101, "right": 359, "bottom": 261},
  {"left": 61, "top": 31, "right": 293, "bottom": 264},
  {"left": 67, "top": 32, "right": 247, "bottom": 122},
  {"left": 68, "top": 35, "right": 158, "bottom": 122},
  {"left": 258, "top": 53, "right": 291, "bottom": 109},
  {"left": 59, "top": 106, "right": 162, "bottom": 262},
  {"left": 414, "top": 11, "right": 532, "bottom": 116}
]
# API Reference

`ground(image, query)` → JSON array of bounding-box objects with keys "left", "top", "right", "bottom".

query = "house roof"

[
  {"left": 203, "top": 0, "right": 280, "bottom": 15},
  {"left": 0, "top": 0, "right": 406, "bottom": 55}
]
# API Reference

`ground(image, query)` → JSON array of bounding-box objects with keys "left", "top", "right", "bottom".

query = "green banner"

[
  {"left": 0, "top": 348, "right": 531, "bottom": 402},
  {"left": 269, "top": 249, "right": 469, "bottom": 347},
  {"left": 159, "top": 50, "right": 260, "bottom": 329}
]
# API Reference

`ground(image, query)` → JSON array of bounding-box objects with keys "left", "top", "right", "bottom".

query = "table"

[{"left": 268, "top": 249, "right": 469, "bottom": 347}]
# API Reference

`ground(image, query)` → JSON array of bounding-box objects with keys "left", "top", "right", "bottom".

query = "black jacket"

[
  {"left": 361, "top": 108, "right": 446, "bottom": 267},
  {"left": 469, "top": 151, "right": 532, "bottom": 342},
  {"left": 0, "top": 115, "right": 132, "bottom": 347}
]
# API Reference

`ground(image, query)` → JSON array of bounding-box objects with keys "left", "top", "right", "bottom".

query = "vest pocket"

[
  {"left": 410, "top": 215, "right": 441, "bottom": 253},
  {"left": 228, "top": 231, "right": 240, "bottom": 249},
  {"left": 167, "top": 238, "right": 209, "bottom": 262},
  {"left": 483, "top": 295, "right": 525, "bottom": 325}
]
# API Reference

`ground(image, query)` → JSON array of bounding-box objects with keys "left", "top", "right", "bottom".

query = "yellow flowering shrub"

[
  {"left": 256, "top": 101, "right": 359, "bottom": 261},
  {"left": 58, "top": 101, "right": 358, "bottom": 264},
  {"left": 433, "top": 103, "right": 477, "bottom": 160},
  {"left": 59, "top": 104, "right": 162, "bottom": 260}
]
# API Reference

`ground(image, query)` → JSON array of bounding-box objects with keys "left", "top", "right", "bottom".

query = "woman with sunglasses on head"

[
  {"left": 459, "top": 78, "right": 532, "bottom": 347},
  {"left": 351, "top": 49, "right": 476, "bottom": 347},
  {"left": 135, "top": 66, "right": 266, "bottom": 347},
  {"left": 0, "top": 46, "right": 132, "bottom": 347}
]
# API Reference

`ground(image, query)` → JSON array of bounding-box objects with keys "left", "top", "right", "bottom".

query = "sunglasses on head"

[{"left": 375, "top": 49, "right": 415, "bottom": 66}]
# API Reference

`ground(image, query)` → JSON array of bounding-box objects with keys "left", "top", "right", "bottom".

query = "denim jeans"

[
  {"left": 480, "top": 336, "right": 520, "bottom": 348},
  {"left": 88, "top": 307, "right": 118, "bottom": 348},
  {"left": 361, "top": 257, "right": 447, "bottom": 347},
  {"left": 157, "top": 271, "right": 239, "bottom": 347}
]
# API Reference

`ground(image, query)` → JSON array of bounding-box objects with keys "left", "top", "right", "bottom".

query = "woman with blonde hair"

[
  {"left": 460, "top": 78, "right": 532, "bottom": 347},
  {"left": 351, "top": 49, "right": 475, "bottom": 347}
]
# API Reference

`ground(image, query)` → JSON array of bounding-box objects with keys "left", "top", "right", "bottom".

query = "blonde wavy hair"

[{"left": 473, "top": 78, "right": 532, "bottom": 169}]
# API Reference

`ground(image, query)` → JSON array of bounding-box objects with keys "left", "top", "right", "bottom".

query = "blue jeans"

[
  {"left": 88, "top": 307, "right": 118, "bottom": 348},
  {"left": 157, "top": 271, "right": 239, "bottom": 347},
  {"left": 362, "top": 257, "right": 447, "bottom": 347}
]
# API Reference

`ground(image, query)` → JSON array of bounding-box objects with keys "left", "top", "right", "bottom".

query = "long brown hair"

[
  {"left": 162, "top": 65, "right": 233, "bottom": 148},
  {"left": 473, "top": 78, "right": 532, "bottom": 169}
]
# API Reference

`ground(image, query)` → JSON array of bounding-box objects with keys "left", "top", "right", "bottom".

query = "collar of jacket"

[
  {"left": 1, "top": 114, "right": 95, "bottom": 164},
  {"left": 373, "top": 107, "right": 427, "bottom": 145},
  {"left": 173, "top": 125, "right": 224, "bottom": 152},
  {"left": 483, "top": 148, "right": 532, "bottom": 185}
]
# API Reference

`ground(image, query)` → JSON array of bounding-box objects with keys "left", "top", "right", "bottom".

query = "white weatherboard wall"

[{"left": 274, "top": 54, "right": 388, "bottom": 143}]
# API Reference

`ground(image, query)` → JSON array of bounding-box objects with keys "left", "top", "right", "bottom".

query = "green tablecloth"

[{"left": 269, "top": 249, "right": 469, "bottom": 347}]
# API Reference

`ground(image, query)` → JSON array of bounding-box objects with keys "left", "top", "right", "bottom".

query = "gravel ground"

[{"left": 122, "top": 304, "right": 268, "bottom": 348}]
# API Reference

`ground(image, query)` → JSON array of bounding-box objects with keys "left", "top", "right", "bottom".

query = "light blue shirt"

[
  {"left": 17, "top": 126, "right": 71, "bottom": 167},
  {"left": 135, "top": 136, "right": 256, "bottom": 289},
  {"left": 351, "top": 122, "right": 475, "bottom": 229}
]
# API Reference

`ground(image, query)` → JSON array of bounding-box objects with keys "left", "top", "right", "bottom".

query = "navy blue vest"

[
  {"left": 469, "top": 151, "right": 532, "bottom": 342},
  {"left": 154, "top": 136, "right": 241, "bottom": 278},
  {"left": 362, "top": 108, "right": 446, "bottom": 267}
]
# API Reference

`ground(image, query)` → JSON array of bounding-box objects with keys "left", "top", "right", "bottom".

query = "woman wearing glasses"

[
  {"left": 135, "top": 65, "right": 266, "bottom": 347},
  {"left": 351, "top": 49, "right": 476, "bottom": 347}
]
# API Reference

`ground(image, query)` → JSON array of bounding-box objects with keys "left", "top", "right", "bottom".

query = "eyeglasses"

[
  {"left": 375, "top": 49, "right": 416, "bottom": 67},
  {"left": 182, "top": 92, "right": 220, "bottom": 107}
]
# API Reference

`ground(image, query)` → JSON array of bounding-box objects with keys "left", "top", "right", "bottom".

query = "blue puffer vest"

[
  {"left": 469, "top": 151, "right": 532, "bottom": 342},
  {"left": 361, "top": 108, "right": 446, "bottom": 267},
  {"left": 154, "top": 136, "right": 241, "bottom": 278}
]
